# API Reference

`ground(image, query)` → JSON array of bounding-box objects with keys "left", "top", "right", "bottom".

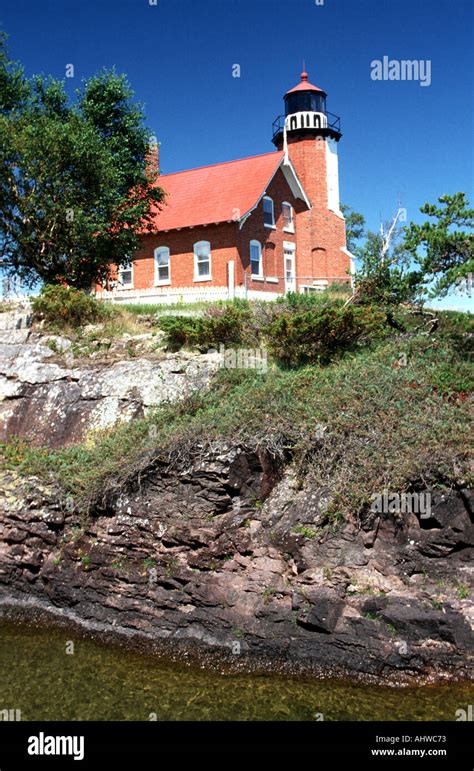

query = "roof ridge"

[{"left": 158, "top": 150, "right": 283, "bottom": 179}]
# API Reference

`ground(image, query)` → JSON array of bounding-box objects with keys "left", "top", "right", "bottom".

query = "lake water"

[{"left": 0, "top": 621, "right": 472, "bottom": 721}]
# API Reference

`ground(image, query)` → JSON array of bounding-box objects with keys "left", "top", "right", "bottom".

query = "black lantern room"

[
  {"left": 272, "top": 70, "right": 341, "bottom": 146},
  {"left": 284, "top": 71, "right": 327, "bottom": 116}
]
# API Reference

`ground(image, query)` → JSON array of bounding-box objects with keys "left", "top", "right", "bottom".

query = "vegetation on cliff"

[{"left": 2, "top": 302, "right": 472, "bottom": 528}]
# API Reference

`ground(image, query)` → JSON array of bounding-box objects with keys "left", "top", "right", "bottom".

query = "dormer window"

[
  {"left": 263, "top": 196, "right": 275, "bottom": 228},
  {"left": 282, "top": 202, "right": 294, "bottom": 233}
]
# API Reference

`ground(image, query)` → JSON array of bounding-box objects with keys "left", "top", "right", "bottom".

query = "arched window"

[
  {"left": 250, "top": 240, "right": 262, "bottom": 276},
  {"left": 154, "top": 246, "right": 170, "bottom": 285},
  {"left": 194, "top": 241, "right": 211, "bottom": 280},
  {"left": 282, "top": 202, "right": 294, "bottom": 233},
  {"left": 263, "top": 196, "right": 275, "bottom": 228}
]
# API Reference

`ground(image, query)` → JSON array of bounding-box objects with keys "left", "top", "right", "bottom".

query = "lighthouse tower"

[{"left": 272, "top": 71, "right": 350, "bottom": 288}]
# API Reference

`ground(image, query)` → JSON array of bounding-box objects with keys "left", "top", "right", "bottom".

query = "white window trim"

[
  {"left": 282, "top": 201, "right": 295, "bottom": 233},
  {"left": 154, "top": 246, "right": 171, "bottom": 286},
  {"left": 263, "top": 195, "right": 275, "bottom": 229},
  {"left": 193, "top": 240, "right": 212, "bottom": 282},
  {"left": 117, "top": 260, "right": 134, "bottom": 290},
  {"left": 250, "top": 239, "right": 263, "bottom": 277}
]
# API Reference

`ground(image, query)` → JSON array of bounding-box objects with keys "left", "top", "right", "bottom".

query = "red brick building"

[{"left": 97, "top": 71, "right": 353, "bottom": 304}]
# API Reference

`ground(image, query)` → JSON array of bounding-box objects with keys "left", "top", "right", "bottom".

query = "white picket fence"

[
  {"left": 95, "top": 284, "right": 233, "bottom": 305},
  {"left": 95, "top": 274, "right": 352, "bottom": 306}
]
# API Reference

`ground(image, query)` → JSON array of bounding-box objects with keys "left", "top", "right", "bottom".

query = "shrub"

[
  {"left": 266, "top": 305, "right": 387, "bottom": 366},
  {"left": 276, "top": 290, "right": 341, "bottom": 310},
  {"left": 32, "top": 284, "right": 109, "bottom": 327},
  {"left": 428, "top": 361, "right": 474, "bottom": 395},
  {"left": 158, "top": 316, "right": 205, "bottom": 351},
  {"left": 159, "top": 304, "right": 252, "bottom": 351},
  {"left": 326, "top": 281, "right": 353, "bottom": 295},
  {"left": 200, "top": 304, "right": 252, "bottom": 347}
]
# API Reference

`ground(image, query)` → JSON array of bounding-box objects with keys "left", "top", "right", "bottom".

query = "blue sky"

[{"left": 1, "top": 0, "right": 472, "bottom": 309}]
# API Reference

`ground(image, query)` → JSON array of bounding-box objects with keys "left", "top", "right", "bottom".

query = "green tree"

[
  {"left": 403, "top": 193, "right": 473, "bottom": 297},
  {"left": 353, "top": 231, "right": 420, "bottom": 305},
  {"left": 0, "top": 34, "right": 164, "bottom": 289},
  {"left": 351, "top": 208, "right": 419, "bottom": 306},
  {"left": 341, "top": 203, "right": 365, "bottom": 253},
  {"left": 0, "top": 31, "right": 28, "bottom": 112}
]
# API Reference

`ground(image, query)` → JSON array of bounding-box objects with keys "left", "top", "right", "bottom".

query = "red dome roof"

[{"left": 285, "top": 70, "right": 326, "bottom": 96}]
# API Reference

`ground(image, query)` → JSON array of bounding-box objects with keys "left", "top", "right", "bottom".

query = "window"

[
  {"left": 250, "top": 240, "right": 262, "bottom": 276},
  {"left": 284, "top": 241, "right": 296, "bottom": 292},
  {"left": 263, "top": 196, "right": 275, "bottom": 228},
  {"left": 301, "top": 285, "right": 325, "bottom": 294},
  {"left": 118, "top": 260, "right": 133, "bottom": 288},
  {"left": 154, "top": 246, "right": 171, "bottom": 284},
  {"left": 282, "top": 202, "right": 294, "bottom": 232},
  {"left": 194, "top": 241, "right": 211, "bottom": 280}
]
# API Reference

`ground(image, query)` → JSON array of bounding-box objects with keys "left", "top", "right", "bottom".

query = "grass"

[
  {"left": 35, "top": 305, "right": 148, "bottom": 344},
  {"left": 116, "top": 293, "right": 354, "bottom": 317},
  {"left": 120, "top": 300, "right": 237, "bottom": 316},
  {"left": 0, "top": 300, "right": 16, "bottom": 313},
  {"left": 456, "top": 583, "right": 470, "bottom": 600},
  {"left": 293, "top": 524, "right": 319, "bottom": 540},
  {"left": 68, "top": 309, "right": 145, "bottom": 340},
  {"left": 41, "top": 309, "right": 158, "bottom": 360},
  {"left": 386, "top": 622, "right": 397, "bottom": 636},
  {"left": 262, "top": 586, "right": 277, "bottom": 604},
  {"left": 363, "top": 611, "right": 380, "bottom": 621}
]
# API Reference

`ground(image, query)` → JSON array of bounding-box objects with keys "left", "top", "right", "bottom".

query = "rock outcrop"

[
  {"left": 0, "top": 310, "right": 220, "bottom": 447},
  {"left": 0, "top": 447, "right": 472, "bottom": 683}
]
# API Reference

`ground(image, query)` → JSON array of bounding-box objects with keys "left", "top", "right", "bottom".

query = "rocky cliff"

[
  {"left": 1, "top": 447, "right": 472, "bottom": 683},
  {"left": 0, "top": 308, "right": 472, "bottom": 684},
  {"left": 0, "top": 307, "right": 219, "bottom": 447}
]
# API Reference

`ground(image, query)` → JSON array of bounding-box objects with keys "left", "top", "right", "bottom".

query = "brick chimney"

[{"left": 145, "top": 136, "right": 160, "bottom": 180}]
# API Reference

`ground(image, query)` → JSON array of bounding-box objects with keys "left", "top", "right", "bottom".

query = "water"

[{"left": 0, "top": 621, "right": 472, "bottom": 721}]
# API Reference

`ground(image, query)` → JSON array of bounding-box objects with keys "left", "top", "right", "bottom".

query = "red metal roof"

[
  {"left": 285, "top": 70, "right": 326, "bottom": 96},
  {"left": 149, "top": 151, "right": 285, "bottom": 232}
]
